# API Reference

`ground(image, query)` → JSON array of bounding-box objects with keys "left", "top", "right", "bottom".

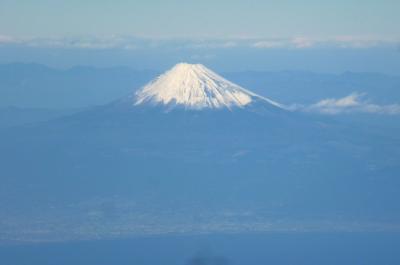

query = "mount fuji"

[
  {"left": 132, "top": 63, "right": 283, "bottom": 110},
  {"left": 0, "top": 63, "right": 399, "bottom": 243}
]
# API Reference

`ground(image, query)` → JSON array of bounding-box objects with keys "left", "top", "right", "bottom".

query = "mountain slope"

[
  {"left": 0, "top": 64, "right": 400, "bottom": 242},
  {"left": 133, "top": 63, "right": 282, "bottom": 110}
]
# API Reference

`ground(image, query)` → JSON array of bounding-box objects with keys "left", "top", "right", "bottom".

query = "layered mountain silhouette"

[{"left": 0, "top": 63, "right": 399, "bottom": 242}]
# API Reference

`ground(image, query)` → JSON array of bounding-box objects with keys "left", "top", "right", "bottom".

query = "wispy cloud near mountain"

[{"left": 291, "top": 93, "right": 400, "bottom": 115}]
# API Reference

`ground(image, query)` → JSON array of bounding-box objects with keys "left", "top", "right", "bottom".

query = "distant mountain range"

[
  {"left": 0, "top": 63, "right": 399, "bottom": 243},
  {"left": 0, "top": 63, "right": 157, "bottom": 108},
  {"left": 0, "top": 106, "right": 80, "bottom": 128}
]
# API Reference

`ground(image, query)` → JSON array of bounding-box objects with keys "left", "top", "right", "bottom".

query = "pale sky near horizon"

[
  {"left": 0, "top": 0, "right": 399, "bottom": 39},
  {"left": 1, "top": 0, "right": 399, "bottom": 74}
]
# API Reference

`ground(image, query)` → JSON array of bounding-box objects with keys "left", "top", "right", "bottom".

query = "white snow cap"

[{"left": 134, "top": 63, "right": 282, "bottom": 110}]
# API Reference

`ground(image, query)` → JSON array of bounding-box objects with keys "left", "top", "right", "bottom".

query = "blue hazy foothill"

[{"left": 0, "top": 63, "right": 399, "bottom": 265}]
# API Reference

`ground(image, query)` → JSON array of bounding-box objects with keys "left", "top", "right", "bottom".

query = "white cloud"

[
  {"left": 0, "top": 35, "right": 397, "bottom": 50},
  {"left": 184, "top": 41, "right": 238, "bottom": 49},
  {"left": 24, "top": 36, "right": 129, "bottom": 50},
  {"left": 252, "top": 36, "right": 398, "bottom": 50},
  {"left": 190, "top": 54, "right": 216, "bottom": 60},
  {"left": 293, "top": 93, "right": 400, "bottom": 115},
  {"left": 252, "top": 40, "right": 286, "bottom": 49},
  {"left": 330, "top": 36, "right": 382, "bottom": 48},
  {"left": 251, "top": 38, "right": 315, "bottom": 49},
  {"left": 291, "top": 37, "right": 314, "bottom": 48},
  {"left": 220, "top": 41, "right": 237, "bottom": 48},
  {"left": 0, "top": 34, "right": 16, "bottom": 44}
]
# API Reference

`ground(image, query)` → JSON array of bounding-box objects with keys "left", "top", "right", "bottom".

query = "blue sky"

[
  {"left": 0, "top": 0, "right": 399, "bottom": 38},
  {"left": 0, "top": 1, "right": 399, "bottom": 74}
]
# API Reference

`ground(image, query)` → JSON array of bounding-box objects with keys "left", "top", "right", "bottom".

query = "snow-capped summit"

[{"left": 134, "top": 63, "right": 282, "bottom": 110}]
